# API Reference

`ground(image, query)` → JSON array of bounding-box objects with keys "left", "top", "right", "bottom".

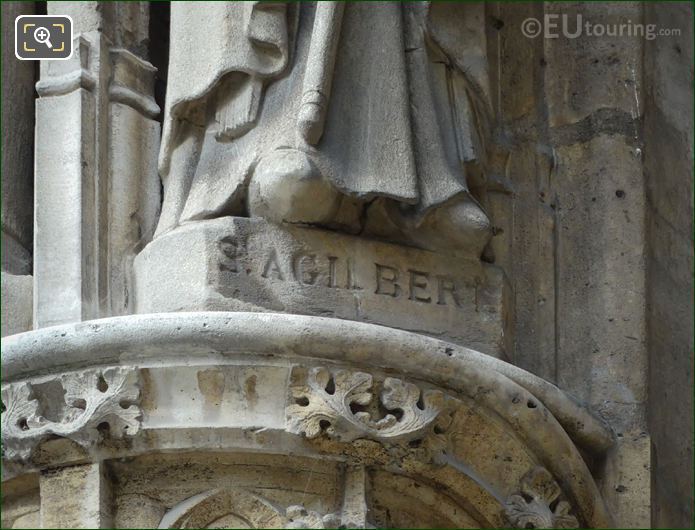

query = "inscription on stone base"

[
  {"left": 223, "top": 244, "right": 469, "bottom": 309},
  {"left": 134, "top": 217, "right": 508, "bottom": 356}
]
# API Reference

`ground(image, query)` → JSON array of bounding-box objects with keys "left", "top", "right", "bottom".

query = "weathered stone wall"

[
  {"left": 644, "top": 3, "right": 694, "bottom": 528},
  {"left": 1, "top": 1, "right": 34, "bottom": 268},
  {"left": 1, "top": 1, "right": 34, "bottom": 337},
  {"left": 486, "top": 3, "right": 650, "bottom": 524}
]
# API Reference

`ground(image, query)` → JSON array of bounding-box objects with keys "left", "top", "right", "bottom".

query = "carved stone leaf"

[
  {"left": 380, "top": 377, "right": 444, "bottom": 441},
  {"left": 334, "top": 370, "right": 373, "bottom": 407},
  {"left": 80, "top": 367, "right": 142, "bottom": 439},
  {"left": 1, "top": 382, "right": 40, "bottom": 435},
  {"left": 286, "top": 366, "right": 448, "bottom": 444},
  {"left": 1, "top": 367, "right": 142, "bottom": 462},
  {"left": 285, "top": 506, "right": 341, "bottom": 529},
  {"left": 521, "top": 466, "right": 561, "bottom": 505},
  {"left": 287, "top": 367, "right": 374, "bottom": 441},
  {"left": 553, "top": 501, "right": 581, "bottom": 529},
  {"left": 504, "top": 467, "right": 579, "bottom": 529},
  {"left": 505, "top": 495, "right": 555, "bottom": 529}
]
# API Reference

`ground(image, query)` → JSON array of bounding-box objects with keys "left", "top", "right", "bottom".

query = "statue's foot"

[
  {"left": 247, "top": 149, "right": 341, "bottom": 225},
  {"left": 388, "top": 194, "right": 492, "bottom": 257}
]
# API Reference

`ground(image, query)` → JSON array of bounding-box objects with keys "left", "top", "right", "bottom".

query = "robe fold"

[{"left": 159, "top": 2, "right": 487, "bottom": 227}]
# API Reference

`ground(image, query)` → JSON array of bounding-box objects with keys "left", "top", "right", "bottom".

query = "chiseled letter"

[
  {"left": 327, "top": 256, "right": 339, "bottom": 288},
  {"left": 218, "top": 236, "right": 239, "bottom": 273},
  {"left": 262, "top": 249, "right": 285, "bottom": 280},
  {"left": 375, "top": 263, "right": 401, "bottom": 297},
  {"left": 436, "top": 275, "right": 462, "bottom": 307},
  {"left": 293, "top": 253, "right": 318, "bottom": 285},
  {"left": 408, "top": 269, "right": 431, "bottom": 303}
]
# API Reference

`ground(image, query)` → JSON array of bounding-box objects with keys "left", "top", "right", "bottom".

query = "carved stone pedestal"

[
  {"left": 2, "top": 312, "right": 614, "bottom": 528},
  {"left": 134, "top": 218, "right": 509, "bottom": 356}
]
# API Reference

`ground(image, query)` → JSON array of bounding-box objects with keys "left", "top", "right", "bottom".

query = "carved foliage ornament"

[
  {"left": 504, "top": 467, "right": 579, "bottom": 529},
  {"left": 1, "top": 367, "right": 141, "bottom": 462},
  {"left": 286, "top": 367, "right": 451, "bottom": 444},
  {"left": 285, "top": 505, "right": 342, "bottom": 529}
]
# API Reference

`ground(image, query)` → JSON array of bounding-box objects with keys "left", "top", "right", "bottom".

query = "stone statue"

[{"left": 156, "top": 2, "right": 493, "bottom": 256}]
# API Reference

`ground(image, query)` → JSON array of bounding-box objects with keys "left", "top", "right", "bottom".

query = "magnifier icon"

[{"left": 34, "top": 26, "right": 53, "bottom": 49}]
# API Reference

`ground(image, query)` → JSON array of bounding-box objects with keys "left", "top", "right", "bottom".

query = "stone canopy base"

[{"left": 2, "top": 312, "right": 613, "bottom": 528}]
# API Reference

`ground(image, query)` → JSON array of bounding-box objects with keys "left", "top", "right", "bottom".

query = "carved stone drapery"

[{"left": 156, "top": 3, "right": 493, "bottom": 257}]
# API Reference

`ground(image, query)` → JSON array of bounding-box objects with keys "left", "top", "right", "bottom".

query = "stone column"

[
  {"left": 40, "top": 463, "right": 113, "bottom": 528},
  {"left": 541, "top": 5, "right": 649, "bottom": 527},
  {"left": 643, "top": 3, "right": 694, "bottom": 527},
  {"left": 1, "top": 1, "right": 35, "bottom": 337},
  {"left": 486, "top": 2, "right": 650, "bottom": 527},
  {"left": 33, "top": 1, "right": 159, "bottom": 328}
]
